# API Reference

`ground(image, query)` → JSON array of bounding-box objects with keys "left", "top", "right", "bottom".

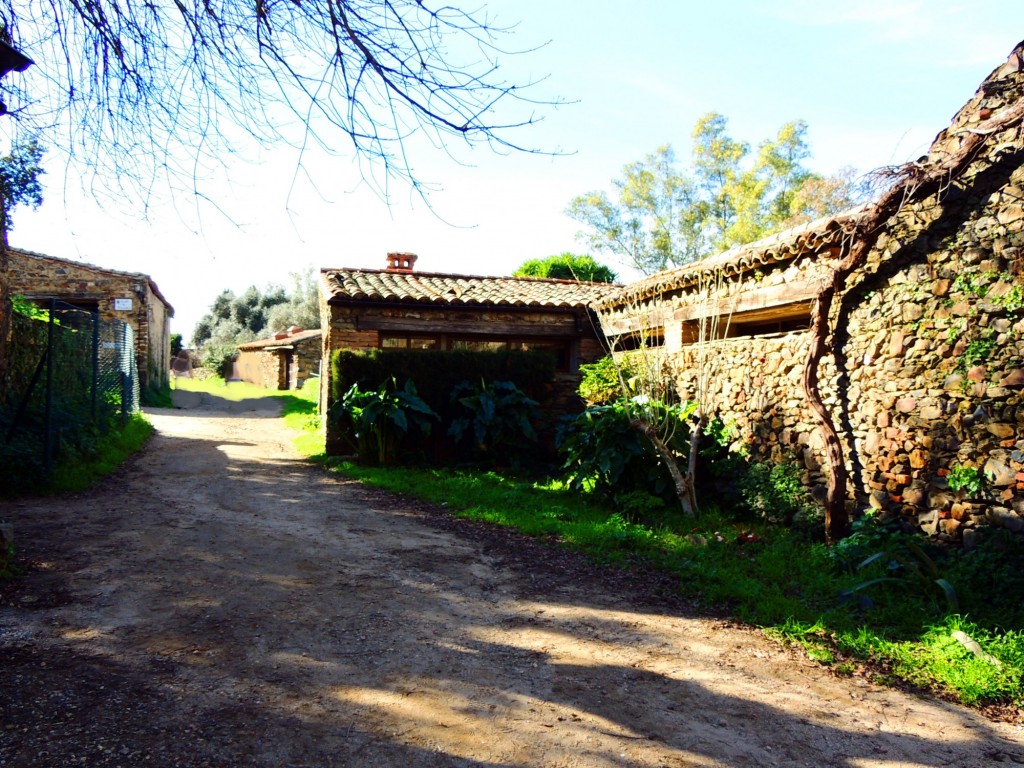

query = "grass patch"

[
  {"left": 47, "top": 414, "right": 155, "bottom": 494},
  {"left": 330, "top": 461, "right": 1024, "bottom": 711},
  {"left": 141, "top": 382, "right": 174, "bottom": 408}
]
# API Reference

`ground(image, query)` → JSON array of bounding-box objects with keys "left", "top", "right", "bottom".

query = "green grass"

[
  {"left": 332, "top": 460, "right": 1024, "bottom": 711},
  {"left": 47, "top": 413, "right": 155, "bottom": 494}
]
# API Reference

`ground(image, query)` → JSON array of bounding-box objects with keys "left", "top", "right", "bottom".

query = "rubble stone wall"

[
  {"left": 637, "top": 59, "right": 1024, "bottom": 542},
  {"left": 7, "top": 250, "right": 172, "bottom": 390}
]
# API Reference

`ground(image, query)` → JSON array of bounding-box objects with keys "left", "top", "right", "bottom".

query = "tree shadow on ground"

[{"left": 1, "top": 403, "right": 1020, "bottom": 768}]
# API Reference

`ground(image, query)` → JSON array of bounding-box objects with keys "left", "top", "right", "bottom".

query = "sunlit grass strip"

[
  {"left": 171, "top": 376, "right": 273, "bottom": 401},
  {"left": 332, "top": 462, "right": 1024, "bottom": 709},
  {"left": 48, "top": 414, "right": 155, "bottom": 494}
]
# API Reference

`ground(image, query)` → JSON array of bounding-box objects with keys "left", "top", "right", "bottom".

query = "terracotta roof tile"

[
  {"left": 594, "top": 205, "right": 867, "bottom": 310},
  {"left": 321, "top": 268, "right": 618, "bottom": 309},
  {"left": 237, "top": 328, "right": 321, "bottom": 350}
]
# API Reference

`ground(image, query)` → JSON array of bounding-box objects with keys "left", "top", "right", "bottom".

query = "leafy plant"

[
  {"left": 958, "top": 335, "right": 996, "bottom": 372},
  {"left": 577, "top": 356, "right": 623, "bottom": 406},
  {"left": 736, "top": 460, "right": 817, "bottom": 528},
  {"left": 556, "top": 398, "right": 696, "bottom": 506},
  {"left": 947, "top": 465, "right": 985, "bottom": 497},
  {"left": 839, "top": 538, "right": 960, "bottom": 613},
  {"left": 448, "top": 379, "right": 540, "bottom": 462},
  {"left": 11, "top": 295, "right": 53, "bottom": 322},
  {"left": 952, "top": 272, "right": 990, "bottom": 299},
  {"left": 330, "top": 378, "right": 438, "bottom": 466},
  {"left": 995, "top": 283, "right": 1024, "bottom": 313}
]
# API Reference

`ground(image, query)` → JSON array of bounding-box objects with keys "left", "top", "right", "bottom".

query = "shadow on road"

[{"left": 1, "top": 400, "right": 1020, "bottom": 767}]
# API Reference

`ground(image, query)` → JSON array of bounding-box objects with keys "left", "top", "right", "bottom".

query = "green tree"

[
  {"left": 513, "top": 253, "right": 617, "bottom": 283},
  {"left": 0, "top": 138, "right": 44, "bottom": 243},
  {"left": 0, "top": 137, "right": 44, "bottom": 389},
  {"left": 567, "top": 146, "right": 705, "bottom": 276},
  {"left": 568, "top": 114, "right": 863, "bottom": 275},
  {"left": 265, "top": 269, "right": 322, "bottom": 332}
]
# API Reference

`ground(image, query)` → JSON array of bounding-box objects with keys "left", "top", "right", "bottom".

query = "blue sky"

[{"left": 7, "top": 1, "right": 1024, "bottom": 339}]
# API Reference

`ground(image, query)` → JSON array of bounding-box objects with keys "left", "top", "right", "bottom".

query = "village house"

[
  {"left": 7, "top": 248, "right": 174, "bottom": 391},
  {"left": 594, "top": 49, "right": 1024, "bottom": 542},
  {"left": 7, "top": 247, "right": 174, "bottom": 393},
  {"left": 236, "top": 327, "right": 322, "bottom": 390},
  {"left": 318, "top": 253, "right": 616, "bottom": 453}
]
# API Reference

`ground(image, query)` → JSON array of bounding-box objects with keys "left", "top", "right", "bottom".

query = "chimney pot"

[{"left": 386, "top": 252, "right": 418, "bottom": 273}]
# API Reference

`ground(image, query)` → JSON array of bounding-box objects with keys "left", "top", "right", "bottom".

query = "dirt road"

[{"left": 1, "top": 390, "right": 1022, "bottom": 767}]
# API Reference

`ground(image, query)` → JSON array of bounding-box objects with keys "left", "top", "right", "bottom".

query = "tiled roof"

[
  {"left": 237, "top": 328, "right": 321, "bottom": 350},
  {"left": 321, "top": 268, "right": 618, "bottom": 309},
  {"left": 593, "top": 205, "right": 867, "bottom": 310}
]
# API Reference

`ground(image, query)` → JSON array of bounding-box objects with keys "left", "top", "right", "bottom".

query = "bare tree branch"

[{"left": 0, "top": 0, "right": 561, "bottom": 202}]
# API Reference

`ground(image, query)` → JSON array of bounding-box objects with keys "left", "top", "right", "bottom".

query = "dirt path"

[{"left": 1, "top": 391, "right": 1022, "bottom": 767}]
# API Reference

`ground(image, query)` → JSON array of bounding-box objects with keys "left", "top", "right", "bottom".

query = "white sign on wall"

[{"left": 114, "top": 298, "right": 133, "bottom": 311}]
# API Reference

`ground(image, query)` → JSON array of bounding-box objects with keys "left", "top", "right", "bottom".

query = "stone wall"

[
  {"left": 290, "top": 335, "right": 321, "bottom": 389},
  {"left": 614, "top": 54, "right": 1024, "bottom": 541},
  {"left": 237, "top": 349, "right": 283, "bottom": 389},
  {"left": 7, "top": 250, "right": 173, "bottom": 390}
]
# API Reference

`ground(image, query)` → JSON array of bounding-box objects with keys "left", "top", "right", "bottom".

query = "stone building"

[
  {"left": 594, "top": 48, "right": 1024, "bottom": 542},
  {"left": 236, "top": 327, "right": 321, "bottom": 390},
  {"left": 7, "top": 248, "right": 174, "bottom": 390},
  {"left": 318, "top": 253, "right": 616, "bottom": 453}
]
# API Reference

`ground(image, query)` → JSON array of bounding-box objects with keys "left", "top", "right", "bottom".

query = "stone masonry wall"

[
  {"left": 237, "top": 349, "right": 283, "bottom": 389},
  {"left": 7, "top": 251, "right": 172, "bottom": 391},
  {"left": 631, "top": 55, "right": 1024, "bottom": 542},
  {"left": 291, "top": 335, "right": 322, "bottom": 390}
]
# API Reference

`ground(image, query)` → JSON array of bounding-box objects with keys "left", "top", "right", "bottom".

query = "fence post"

[
  {"left": 91, "top": 310, "right": 100, "bottom": 422},
  {"left": 121, "top": 324, "right": 129, "bottom": 424},
  {"left": 43, "top": 298, "right": 55, "bottom": 478}
]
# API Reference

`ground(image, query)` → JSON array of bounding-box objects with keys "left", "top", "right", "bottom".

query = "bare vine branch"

[{"left": 804, "top": 83, "right": 1024, "bottom": 543}]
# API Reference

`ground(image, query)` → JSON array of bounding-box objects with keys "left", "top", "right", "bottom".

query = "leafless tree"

[
  {"left": 0, "top": 1, "right": 559, "bottom": 390},
  {"left": 0, "top": 1, "right": 558, "bottom": 202}
]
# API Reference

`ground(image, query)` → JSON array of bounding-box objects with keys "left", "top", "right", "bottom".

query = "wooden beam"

[{"left": 357, "top": 315, "right": 584, "bottom": 337}]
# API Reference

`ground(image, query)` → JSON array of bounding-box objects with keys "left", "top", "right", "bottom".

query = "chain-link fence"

[{"left": 1, "top": 300, "right": 139, "bottom": 491}]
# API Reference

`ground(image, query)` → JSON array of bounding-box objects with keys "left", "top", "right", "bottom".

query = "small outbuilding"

[
  {"left": 318, "top": 253, "right": 617, "bottom": 452},
  {"left": 236, "top": 327, "right": 322, "bottom": 390},
  {"left": 7, "top": 247, "right": 175, "bottom": 390}
]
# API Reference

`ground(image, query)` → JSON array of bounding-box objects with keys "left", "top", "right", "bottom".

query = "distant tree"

[
  {"left": 568, "top": 114, "right": 865, "bottom": 275},
  {"left": 513, "top": 253, "right": 617, "bottom": 283},
  {"left": 0, "top": 138, "right": 43, "bottom": 243},
  {"left": 191, "top": 284, "right": 289, "bottom": 348},
  {"left": 170, "top": 333, "right": 183, "bottom": 357},
  {"left": 265, "top": 269, "right": 322, "bottom": 332}
]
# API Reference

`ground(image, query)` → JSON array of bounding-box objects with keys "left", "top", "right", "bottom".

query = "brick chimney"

[{"left": 385, "top": 252, "right": 418, "bottom": 273}]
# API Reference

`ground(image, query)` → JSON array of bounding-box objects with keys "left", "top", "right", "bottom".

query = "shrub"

[
  {"left": 577, "top": 356, "right": 622, "bottom": 406},
  {"left": 448, "top": 380, "right": 540, "bottom": 464},
  {"left": 555, "top": 400, "right": 690, "bottom": 507},
  {"left": 199, "top": 341, "right": 239, "bottom": 376},
  {"left": 735, "top": 459, "right": 819, "bottom": 529},
  {"left": 330, "top": 379, "right": 438, "bottom": 466}
]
